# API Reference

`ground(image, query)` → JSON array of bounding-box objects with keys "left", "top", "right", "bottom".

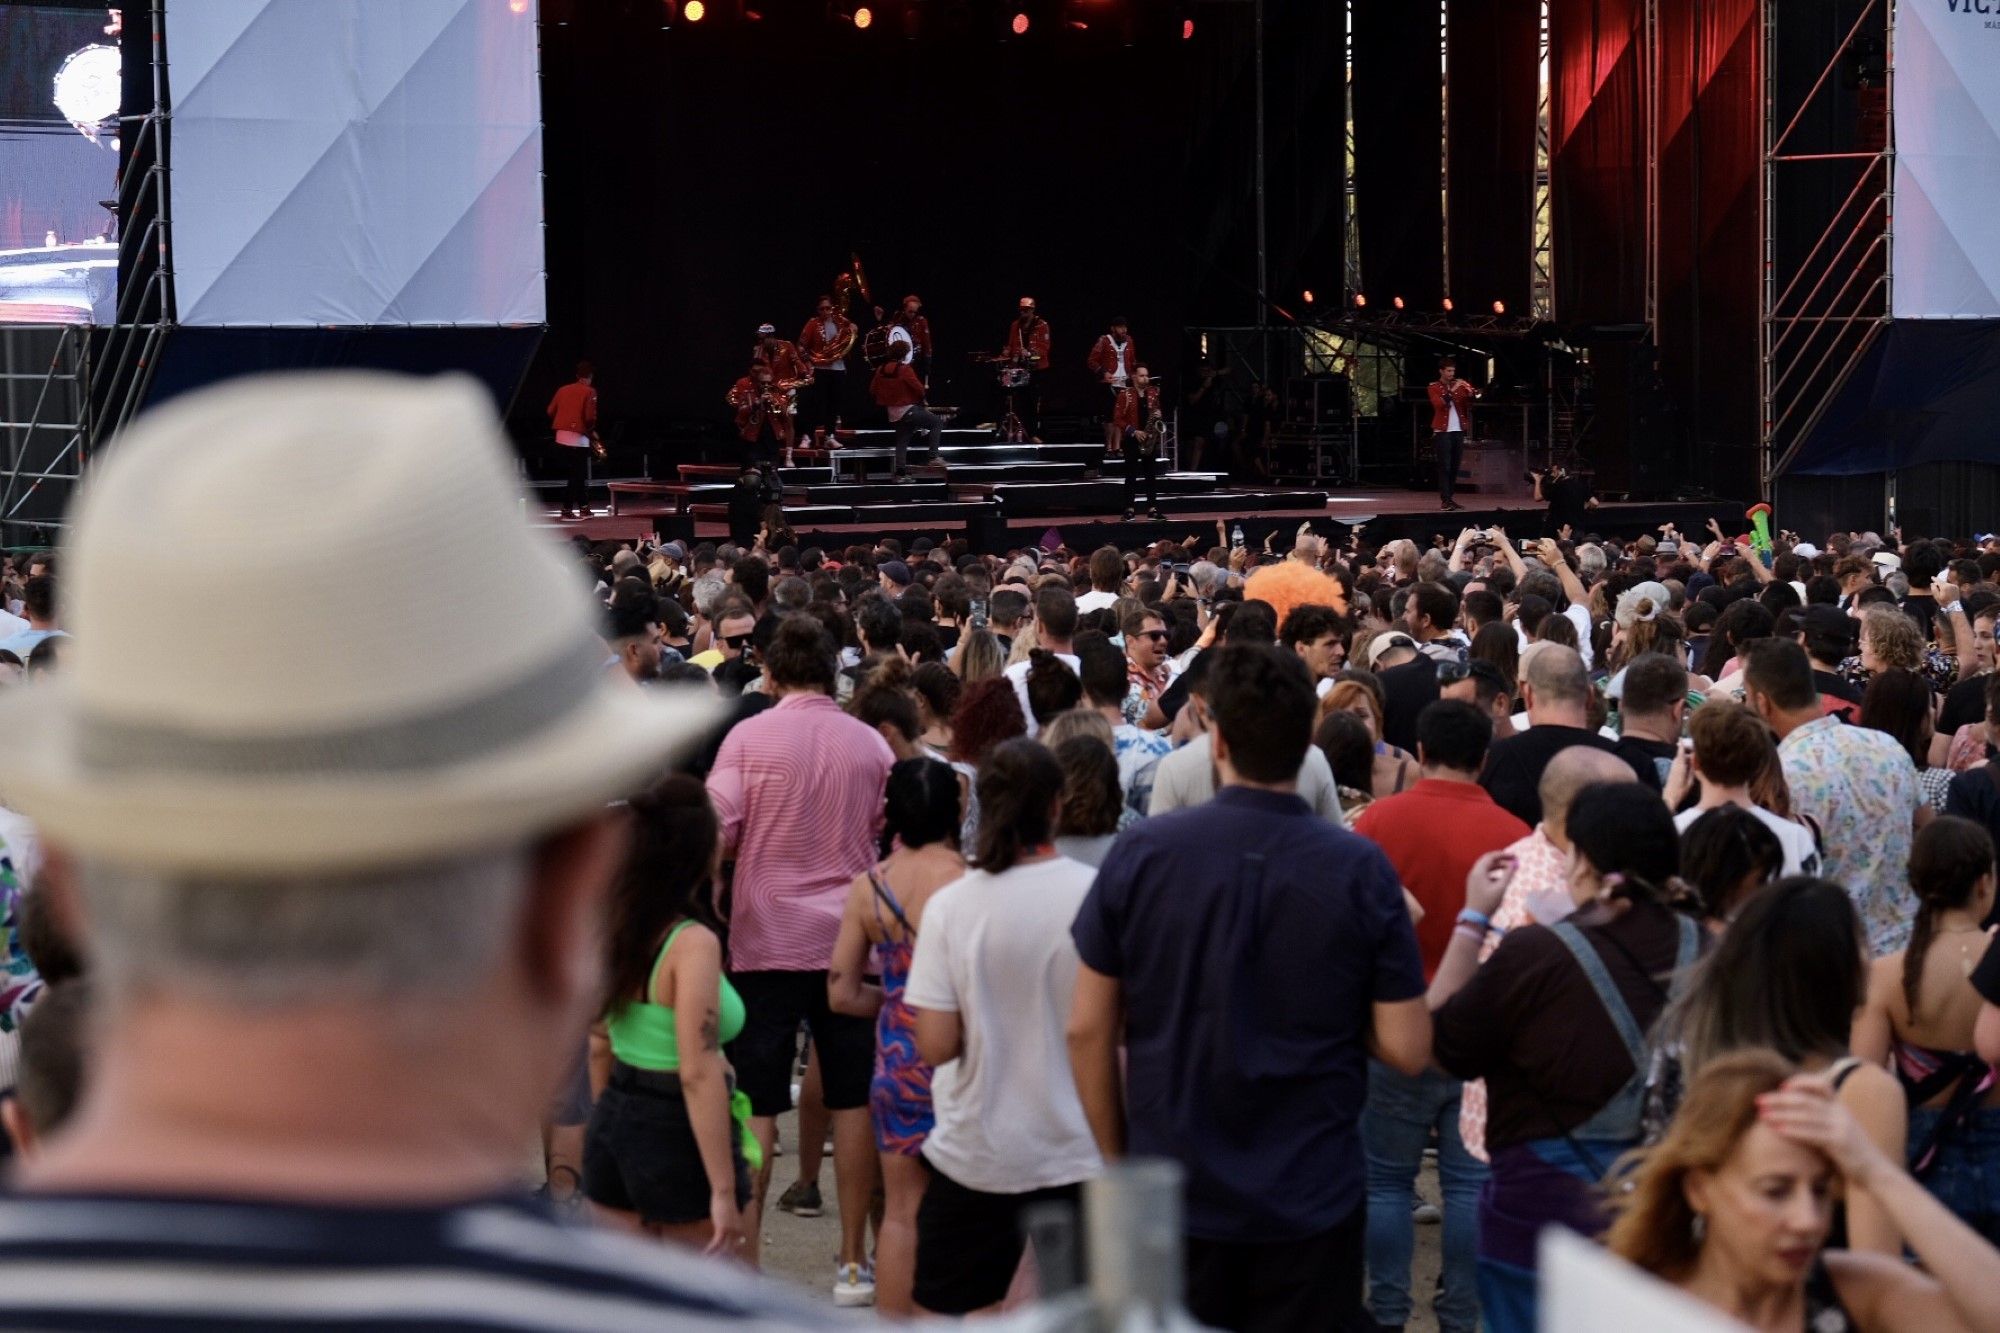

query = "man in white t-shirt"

[
  {"left": 1074, "top": 546, "right": 1124, "bottom": 615},
  {"left": 1667, "top": 697, "right": 1821, "bottom": 877},
  {"left": 1004, "top": 587, "right": 1079, "bottom": 736}
]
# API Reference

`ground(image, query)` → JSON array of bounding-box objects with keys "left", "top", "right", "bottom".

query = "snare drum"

[{"left": 998, "top": 366, "right": 1032, "bottom": 389}]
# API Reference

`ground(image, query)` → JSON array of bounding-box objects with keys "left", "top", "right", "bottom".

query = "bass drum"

[{"left": 862, "top": 325, "right": 897, "bottom": 367}]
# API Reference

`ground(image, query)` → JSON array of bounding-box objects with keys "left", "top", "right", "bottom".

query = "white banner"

[
  {"left": 166, "top": 0, "right": 545, "bottom": 327},
  {"left": 1893, "top": 0, "right": 2000, "bottom": 318}
]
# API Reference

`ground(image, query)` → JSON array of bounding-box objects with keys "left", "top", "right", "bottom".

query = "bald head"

[
  {"left": 1522, "top": 643, "right": 1590, "bottom": 722},
  {"left": 1538, "top": 746, "right": 1638, "bottom": 845}
]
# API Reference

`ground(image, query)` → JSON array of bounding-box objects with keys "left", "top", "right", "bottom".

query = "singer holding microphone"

[{"left": 1427, "top": 357, "right": 1478, "bottom": 512}]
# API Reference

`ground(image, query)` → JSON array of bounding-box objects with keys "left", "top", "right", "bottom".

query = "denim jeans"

[
  {"left": 1910, "top": 1105, "right": 2000, "bottom": 1247},
  {"left": 1363, "top": 1060, "right": 1486, "bottom": 1332}
]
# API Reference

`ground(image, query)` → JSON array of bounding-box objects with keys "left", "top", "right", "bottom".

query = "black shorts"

[
  {"left": 1184, "top": 1203, "right": 1366, "bottom": 1333},
  {"left": 913, "top": 1163, "right": 1083, "bottom": 1316},
  {"left": 726, "top": 968, "right": 875, "bottom": 1119},
  {"left": 581, "top": 1066, "right": 752, "bottom": 1225}
]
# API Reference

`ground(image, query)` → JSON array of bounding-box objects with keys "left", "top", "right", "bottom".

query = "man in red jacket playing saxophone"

[
  {"left": 1427, "top": 357, "right": 1478, "bottom": 513},
  {"left": 870, "top": 342, "right": 945, "bottom": 484}
]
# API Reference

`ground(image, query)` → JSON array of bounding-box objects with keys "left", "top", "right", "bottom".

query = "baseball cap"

[
  {"left": 1871, "top": 550, "right": 1902, "bottom": 572},
  {"left": 879, "top": 559, "right": 913, "bottom": 587},
  {"left": 755, "top": 323, "right": 776, "bottom": 336},
  {"left": 1366, "top": 632, "right": 1418, "bottom": 667},
  {"left": 660, "top": 540, "right": 687, "bottom": 561},
  {"left": 1791, "top": 542, "right": 1819, "bottom": 558}
]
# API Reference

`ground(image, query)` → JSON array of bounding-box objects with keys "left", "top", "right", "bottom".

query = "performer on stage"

[
  {"left": 1427, "top": 356, "right": 1479, "bottom": 512},
  {"left": 751, "top": 324, "right": 811, "bottom": 464},
  {"left": 1087, "top": 316, "right": 1138, "bottom": 456},
  {"left": 729, "top": 361, "right": 791, "bottom": 467},
  {"left": 798, "top": 295, "right": 857, "bottom": 449},
  {"left": 1003, "top": 296, "right": 1052, "bottom": 443},
  {"left": 1115, "top": 365, "right": 1164, "bottom": 522},
  {"left": 871, "top": 341, "right": 946, "bottom": 485},
  {"left": 546, "top": 359, "right": 597, "bottom": 521},
  {"left": 891, "top": 294, "right": 933, "bottom": 384}
]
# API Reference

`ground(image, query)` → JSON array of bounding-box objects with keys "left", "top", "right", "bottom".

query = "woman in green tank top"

[{"left": 582, "top": 777, "right": 756, "bottom": 1257}]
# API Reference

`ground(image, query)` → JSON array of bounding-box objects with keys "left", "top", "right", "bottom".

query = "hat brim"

[{"left": 0, "top": 676, "right": 724, "bottom": 876}]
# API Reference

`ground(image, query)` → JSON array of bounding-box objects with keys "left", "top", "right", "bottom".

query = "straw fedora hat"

[{"left": 0, "top": 372, "right": 719, "bottom": 875}]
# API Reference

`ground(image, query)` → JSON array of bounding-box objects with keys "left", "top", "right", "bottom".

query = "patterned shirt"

[
  {"left": 1122, "top": 659, "right": 1171, "bottom": 727},
  {"left": 1779, "top": 714, "right": 1919, "bottom": 955},
  {"left": 707, "top": 692, "right": 894, "bottom": 972},
  {"left": 1112, "top": 723, "right": 1171, "bottom": 818},
  {"left": 1459, "top": 826, "right": 1572, "bottom": 1162}
]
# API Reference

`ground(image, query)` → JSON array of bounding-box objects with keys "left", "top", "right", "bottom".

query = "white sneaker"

[{"left": 833, "top": 1261, "right": 876, "bottom": 1308}]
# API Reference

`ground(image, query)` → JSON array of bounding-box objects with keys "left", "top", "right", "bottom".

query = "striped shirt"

[
  {"left": 0, "top": 1193, "right": 837, "bottom": 1329},
  {"left": 706, "top": 692, "right": 894, "bottom": 973}
]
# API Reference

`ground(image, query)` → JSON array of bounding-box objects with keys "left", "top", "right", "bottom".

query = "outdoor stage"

[{"left": 540, "top": 429, "right": 1742, "bottom": 553}]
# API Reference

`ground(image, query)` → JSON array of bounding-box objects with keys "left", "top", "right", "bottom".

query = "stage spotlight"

[
  {"left": 1183, "top": 17, "right": 1194, "bottom": 38},
  {"left": 853, "top": 5, "right": 872, "bottom": 25},
  {"left": 1351, "top": 292, "right": 1365, "bottom": 308},
  {"left": 509, "top": 0, "right": 528, "bottom": 12},
  {"left": 1012, "top": 10, "right": 1030, "bottom": 33},
  {"left": 1392, "top": 296, "right": 1405, "bottom": 310},
  {"left": 1492, "top": 300, "right": 1505, "bottom": 315},
  {"left": 684, "top": 0, "right": 705, "bottom": 18},
  {"left": 1442, "top": 297, "right": 1454, "bottom": 312},
  {"left": 1302, "top": 289, "right": 1315, "bottom": 305}
]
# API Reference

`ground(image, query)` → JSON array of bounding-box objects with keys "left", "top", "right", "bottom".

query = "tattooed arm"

[{"left": 667, "top": 922, "right": 746, "bottom": 1253}]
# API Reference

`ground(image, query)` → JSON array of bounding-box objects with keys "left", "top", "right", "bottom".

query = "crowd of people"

[{"left": 12, "top": 373, "right": 2000, "bottom": 1329}]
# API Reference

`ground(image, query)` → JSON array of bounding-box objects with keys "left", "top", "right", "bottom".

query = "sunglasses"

[
  {"left": 1134, "top": 629, "right": 1170, "bottom": 642},
  {"left": 723, "top": 633, "right": 754, "bottom": 650}
]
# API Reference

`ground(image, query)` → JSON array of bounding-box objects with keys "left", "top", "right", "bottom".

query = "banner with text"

[{"left": 1894, "top": 0, "right": 2000, "bottom": 318}]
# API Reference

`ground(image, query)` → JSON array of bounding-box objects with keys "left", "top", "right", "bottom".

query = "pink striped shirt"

[{"left": 707, "top": 692, "right": 895, "bottom": 973}]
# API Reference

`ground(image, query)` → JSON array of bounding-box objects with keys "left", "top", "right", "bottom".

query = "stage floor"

[{"left": 542, "top": 482, "right": 1744, "bottom": 554}]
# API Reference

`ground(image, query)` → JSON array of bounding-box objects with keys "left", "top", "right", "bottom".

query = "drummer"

[
  {"left": 1001, "top": 296, "right": 1051, "bottom": 443},
  {"left": 890, "top": 295, "right": 932, "bottom": 385}
]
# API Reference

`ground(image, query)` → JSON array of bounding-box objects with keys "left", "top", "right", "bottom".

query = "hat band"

[{"left": 75, "top": 641, "right": 607, "bottom": 778}]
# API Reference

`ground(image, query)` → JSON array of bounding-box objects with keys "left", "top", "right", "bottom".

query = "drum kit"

[{"left": 970, "top": 350, "right": 1037, "bottom": 442}]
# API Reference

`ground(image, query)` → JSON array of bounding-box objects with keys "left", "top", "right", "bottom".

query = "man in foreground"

[
  {"left": 1069, "top": 643, "right": 1430, "bottom": 1332},
  {"left": 0, "top": 372, "right": 831, "bottom": 1327}
]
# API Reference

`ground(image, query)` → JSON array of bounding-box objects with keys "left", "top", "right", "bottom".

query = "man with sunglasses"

[{"left": 1122, "top": 607, "right": 1174, "bottom": 728}]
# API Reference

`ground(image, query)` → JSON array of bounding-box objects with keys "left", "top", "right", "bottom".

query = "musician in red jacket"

[
  {"left": 753, "top": 323, "right": 813, "bottom": 387},
  {"left": 1002, "top": 296, "right": 1052, "bottom": 442},
  {"left": 1088, "top": 317, "right": 1139, "bottom": 455},
  {"left": 1113, "top": 366, "right": 1164, "bottom": 521},
  {"left": 728, "top": 361, "right": 791, "bottom": 465},
  {"left": 798, "top": 295, "right": 857, "bottom": 448},
  {"left": 1426, "top": 357, "right": 1479, "bottom": 512},
  {"left": 870, "top": 341, "right": 945, "bottom": 483},
  {"left": 545, "top": 360, "right": 597, "bottom": 520}
]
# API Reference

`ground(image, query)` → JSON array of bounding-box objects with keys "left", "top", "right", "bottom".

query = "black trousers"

[
  {"left": 1434, "top": 429, "right": 1465, "bottom": 502},
  {"left": 1002, "top": 372, "right": 1040, "bottom": 441},
  {"left": 1121, "top": 437, "right": 1158, "bottom": 512},
  {"left": 892, "top": 406, "right": 944, "bottom": 475},
  {"left": 559, "top": 445, "right": 589, "bottom": 512},
  {"left": 1184, "top": 1204, "right": 1367, "bottom": 1333},
  {"left": 802, "top": 369, "right": 845, "bottom": 437}
]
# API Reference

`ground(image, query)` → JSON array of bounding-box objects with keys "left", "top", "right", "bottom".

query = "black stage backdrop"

[
  {"left": 532, "top": 0, "right": 1193, "bottom": 439},
  {"left": 1353, "top": 0, "right": 1444, "bottom": 309},
  {"left": 1446, "top": 0, "right": 1536, "bottom": 315}
]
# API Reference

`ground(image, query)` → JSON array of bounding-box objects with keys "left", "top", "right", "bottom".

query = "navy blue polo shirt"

[{"left": 1071, "top": 786, "right": 1425, "bottom": 1242}]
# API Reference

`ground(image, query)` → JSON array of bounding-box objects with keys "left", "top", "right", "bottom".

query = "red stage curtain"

[
  {"left": 1550, "top": 0, "right": 1646, "bottom": 325},
  {"left": 1447, "top": 0, "right": 1538, "bottom": 315}
]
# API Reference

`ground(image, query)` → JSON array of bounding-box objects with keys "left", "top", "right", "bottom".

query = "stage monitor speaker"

[{"left": 652, "top": 514, "right": 696, "bottom": 543}]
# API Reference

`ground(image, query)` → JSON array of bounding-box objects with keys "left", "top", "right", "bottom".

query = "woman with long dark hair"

[
  {"left": 1648, "top": 877, "right": 1906, "bottom": 1254},
  {"left": 1428, "top": 782, "right": 1704, "bottom": 1332},
  {"left": 1854, "top": 817, "right": 2000, "bottom": 1243},
  {"left": 827, "top": 757, "right": 967, "bottom": 1315},
  {"left": 904, "top": 739, "right": 1101, "bottom": 1316},
  {"left": 583, "top": 776, "right": 753, "bottom": 1257},
  {"left": 1861, "top": 666, "right": 1956, "bottom": 814}
]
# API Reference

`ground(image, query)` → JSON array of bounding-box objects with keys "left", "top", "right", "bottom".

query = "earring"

[{"left": 1691, "top": 1212, "right": 1707, "bottom": 1244}]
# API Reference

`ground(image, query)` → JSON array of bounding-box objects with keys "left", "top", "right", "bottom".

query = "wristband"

[
  {"left": 1452, "top": 925, "right": 1487, "bottom": 947},
  {"left": 1456, "top": 908, "right": 1494, "bottom": 932}
]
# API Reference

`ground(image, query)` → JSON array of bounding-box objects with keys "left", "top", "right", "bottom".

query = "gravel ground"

[{"left": 754, "top": 1109, "right": 1448, "bottom": 1331}]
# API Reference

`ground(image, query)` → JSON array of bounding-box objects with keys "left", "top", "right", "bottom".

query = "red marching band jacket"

[
  {"left": 729, "top": 377, "right": 773, "bottom": 443},
  {"left": 1004, "top": 317, "right": 1051, "bottom": 370},
  {"left": 870, "top": 362, "right": 927, "bottom": 411},
  {"left": 1427, "top": 379, "right": 1477, "bottom": 432},
  {"left": 902, "top": 314, "right": 934, "bottom": 359},
  {"left": 1087, "top": 334, "right": 1139, "bottom": 385},
  {"left": 755, "top": 339, "right": 813, "bottom": 385},
  {"left": 1113, "top": 382, "right": 1160, "bottom": 435},
  {"left": 798, "top": 316, "right": 858, "bottom": 368}
]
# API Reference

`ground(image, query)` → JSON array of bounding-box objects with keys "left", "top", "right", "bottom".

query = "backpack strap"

[{"left": 1550, "top": 920, "right": 1649, "bottom": 1072}]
